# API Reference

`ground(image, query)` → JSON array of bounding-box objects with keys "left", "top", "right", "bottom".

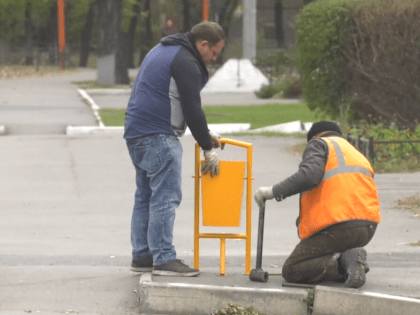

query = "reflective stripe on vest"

[
  {"left": 322, "top": 139, "right": 373, "bottom": 181},
  {"left": 298, "top": 137, "right": 380, "bottom": 240}
]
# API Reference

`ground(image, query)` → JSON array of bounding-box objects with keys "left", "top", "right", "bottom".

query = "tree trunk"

[
  {"left": 46, "top": 2, "right": 58, "bottom": 65},
  {"left": 274, "top": 0, "right": 285, "bottom": 47},
  {"left": 214, "top": 0, "right": 240, "bottom": 63},
  {"left": 97, "top": 0, "right": 129, "bottom": 84},
  {"left": 25, "top": 2, "right": 33, "bottom": 65},
  {"left": 139, "top": 0, "right": 153, "bottom": 65},
  {"left": 127, "top": 0, "right": 141, "bottom": 68},
  {"left": 182, "top": 0, "right": 190, "bottom": 33},
  {"left": 79, "top": 1, "right": 95, "bottom": 67},
  {"left": 217, "top": 0, "right": 239, "bottom": 37},
  {"left": 115, "top": 30, "right": 129, "bottom": 84}
]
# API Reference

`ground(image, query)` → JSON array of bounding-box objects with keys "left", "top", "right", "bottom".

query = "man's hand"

[
  {"left": 209, "top": 130, "right": 225, "bottom": 150},
  {"left": 254, "top": 186, "right": 274, "bottom": 208},
  {"left": 201, "top": 149, "right": 220, "bottom": 177}
]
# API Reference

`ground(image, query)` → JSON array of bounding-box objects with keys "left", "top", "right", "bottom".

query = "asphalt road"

[
  {"left": 0, "top": 68, "right": 419, "bottom": 314},
  {"left": 1, "top": 134, "right": 419, "bottom": 315}
]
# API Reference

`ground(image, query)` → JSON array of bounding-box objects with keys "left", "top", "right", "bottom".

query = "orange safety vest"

[{"left": 299, "top": 136, "right": 380, "bottom": 240}]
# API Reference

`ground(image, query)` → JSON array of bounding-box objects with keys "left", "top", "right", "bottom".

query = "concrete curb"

[
  {"left": 66, "top": 126, "right": 124, "bottom": 136},
  {"left": 184, "top": 123, "right": 251, "bottom": 136},
  {"left": 252, "top": 120, "right": 311, "bottom": 134},
  {"left": 312, "top": 286, "right": 420, "bottom": 315},
  {"left": 76, "top": 88, "right": 105, "bottom": 128},
  {"left": 138, "top": 274, "right": 420, "bottom": 315},
  {"left": 138, "top": 275, "right": 309, "bottom": 315}
]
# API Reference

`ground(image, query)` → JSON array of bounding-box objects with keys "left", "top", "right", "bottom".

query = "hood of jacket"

[{"left": 161, "top": 32, "right": 208, "bottom": 77}]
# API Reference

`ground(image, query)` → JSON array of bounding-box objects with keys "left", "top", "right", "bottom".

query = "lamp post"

[
  {"left": 203, "top": 0, "right": 209, "bottom": 21},
  {"left": 57, "top": 0, "right": 66, "bottom": 69},
  {"left": 242, "top": 0, "right": 256, "bottom": 60}
]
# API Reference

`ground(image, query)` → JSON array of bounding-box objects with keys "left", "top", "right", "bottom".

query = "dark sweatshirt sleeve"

[
  {"left": 171, "top": 50, "right": 213, "bottom": 151},
  {"left": 272, "top": 139, "right": 329, "bottom": 200}
]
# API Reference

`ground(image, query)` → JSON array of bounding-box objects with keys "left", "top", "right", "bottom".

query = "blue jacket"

[{"left": 124, "top": 32, "right": 213, "bottom": 151}]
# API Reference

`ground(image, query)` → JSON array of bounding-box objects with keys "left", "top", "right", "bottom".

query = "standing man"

[
  {"left": 254, "top": 121, "right": 380, "bottom": 288},
  {"left": 124, "top": 21, "right": 225, "bottom": 277}
]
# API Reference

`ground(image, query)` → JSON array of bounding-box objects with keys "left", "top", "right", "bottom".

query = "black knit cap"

[{"left": 307, "top": 121, "right": 342, "bottom": 142}]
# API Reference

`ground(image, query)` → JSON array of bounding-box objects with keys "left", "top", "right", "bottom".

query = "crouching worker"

[{"left": 254, "top": 121, "right": 380, "bottom": 288}]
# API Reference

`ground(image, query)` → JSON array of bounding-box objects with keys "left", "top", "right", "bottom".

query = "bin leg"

[
  {"left": 220, "top": 238, "right": 226, "bottom": 276},
  {"left": 194, "top": 236, "right": 199, "bottom": 270},
  {"left": 245, "top": 232, "right": 251, "bottom": 275}
]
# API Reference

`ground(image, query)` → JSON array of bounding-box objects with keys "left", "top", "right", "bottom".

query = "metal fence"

[
  {"left": 346, "top": 134, "right": 375, "bottom": 161},
  {"left": 346, "top": 134, "right": 420, "bottom": 162}
]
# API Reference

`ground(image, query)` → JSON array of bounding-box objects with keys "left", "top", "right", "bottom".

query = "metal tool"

[{"left": 249, "top": 204, "right": 269, "bottom": 282}]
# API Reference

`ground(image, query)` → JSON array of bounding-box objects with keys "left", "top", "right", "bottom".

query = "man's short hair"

[{"left": 191, "top": 21, "right": 225, "bottom": 47}]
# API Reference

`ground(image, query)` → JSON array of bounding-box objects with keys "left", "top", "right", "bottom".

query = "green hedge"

[
  {"left": 296, "top": 0, "right": 420, "bottom": 127},
  {"left": 296, "top": 0, "right": 355, "bottom": 120}
]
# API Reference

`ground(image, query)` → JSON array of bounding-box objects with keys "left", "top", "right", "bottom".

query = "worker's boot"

[{"left": 339, "top": 247, "right": 367, "bottom": 288}]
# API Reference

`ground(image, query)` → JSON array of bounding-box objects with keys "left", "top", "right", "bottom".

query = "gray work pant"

[{"left": 282, "top": 224, "right": 377, "bottom": 283}]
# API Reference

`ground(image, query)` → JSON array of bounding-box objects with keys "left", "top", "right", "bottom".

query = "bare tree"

[
  {"left": 25, "top": 1, "right": 34, "bottom": 65},
  {"left": 182, "top": 0, "right": 190, "bottom": 32},
  {"left": 215, "top": 0, "right": 240, "bottom": 37},
  {"left": 97, "top": 0, "right": 129, "bottom": 84},
  {"left": 138, "top": 0, "right": 153, "bottom": 65},
  {"left": 342, "top": 3, "right": 420, "bottom": 126},
  {"left": 79, "top": 1, "right": 95, "bottom": 67},
  {"left": 37, "top": 1, "right": 57, "bottom": 65},
  {"left": 212, "top": 0, "right": 240, "bottom": 62},
  {"left": 126, "top": 0, "right": 141, "bottom": 68},
  {"left": 274, "top": 0, "right": 285, "bottom": 47}
]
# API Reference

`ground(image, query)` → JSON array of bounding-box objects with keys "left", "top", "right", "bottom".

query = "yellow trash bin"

[
  {"left": 200, "top": 160, "right": 246, "bottom": 227},
  {"left": 194, "top": 138, "right": 253, "bottom": 275}
]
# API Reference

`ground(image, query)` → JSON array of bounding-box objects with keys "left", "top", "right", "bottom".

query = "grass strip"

[
  {"left": 99, "top": 109, "right": 126, "bottom": 126},
  {"left": 99, "top": 102, "right": 322, "bottom": 129},
  {"left": 203, "top": 103, "right": 318, "bottom": 129}
]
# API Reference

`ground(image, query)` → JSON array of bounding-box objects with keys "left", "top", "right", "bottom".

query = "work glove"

[
  {"left": 254, "top": 186, "right": 274, "bottom": 208},
  {"left": 209, "top": 130, "right": 225, "bottom": 150},
  {"left": 201, "top": 148, "right": 220, "bottom": 177}
]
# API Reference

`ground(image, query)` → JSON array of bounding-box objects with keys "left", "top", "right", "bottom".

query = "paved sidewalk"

[
  {"left": 0, "top": 68, "right": 98, "bottom": 135},
  {"left": 0, "top": 68, "right": 419, "bottom": 315},
  {"left": 1, "top": 133, "right": 419, "bottom": 315}
]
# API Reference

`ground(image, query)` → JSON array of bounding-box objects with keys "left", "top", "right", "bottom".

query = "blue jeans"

[{"left": 126, "top": 134, "right": 183, "bottom": 266}]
